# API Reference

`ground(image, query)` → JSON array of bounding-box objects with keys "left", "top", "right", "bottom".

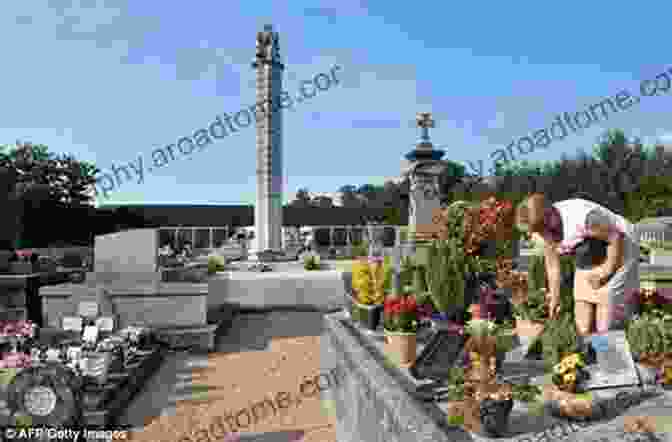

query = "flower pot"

[
  {"left": 544, "top": 385, "right": 593, "bottom": 419},
  {"left": 469, "top": 304, "right": 482, "bottom": 320},
  {"left": 352, "top": 301, "right": 382, "bottom": 331},
  {"left": 384, "top": 330, "right": 417, "bottom": 366},
  {"left": 511, "top": 287, "right": 528, "bottom": 306},
  {"left": 479, "top": 398, "right": 513, "bottom": 436},
  {"left": 515, "top": 319, "right": 545, "bottom": 338}
]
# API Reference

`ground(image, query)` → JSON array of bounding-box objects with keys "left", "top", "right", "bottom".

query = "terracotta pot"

[
  {"left": 515, "top": 318, "right": 545, "bottom": 338},
  {"left": 511, "top": 286, "right": 528, "bottom": 306},
  {"left": 543, "top": 384, "right": 593, "bottom": 419},
  {"left": 385, "top": 330, "right": 417, "bottom": 366}
]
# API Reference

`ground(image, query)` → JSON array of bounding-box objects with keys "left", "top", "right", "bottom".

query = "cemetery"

[{"left": 1, "top": 25, "right": 672, "bottom": 442}]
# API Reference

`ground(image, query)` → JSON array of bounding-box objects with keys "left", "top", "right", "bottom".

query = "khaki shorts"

[{"left": 573, "top": 258, "right": 639, "bottom": 332}]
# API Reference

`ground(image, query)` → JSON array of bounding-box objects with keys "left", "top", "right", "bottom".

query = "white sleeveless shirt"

[{"left": 552, "top": 199, "right": 638, "bottom": 264}]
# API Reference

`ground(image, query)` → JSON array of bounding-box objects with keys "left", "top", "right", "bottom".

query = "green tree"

[
  {"left": 0, "top": 142, "right": 99, "bottom": 247},
  {"left": 289, "top": 187, "right": 313, "bottom": 208}
]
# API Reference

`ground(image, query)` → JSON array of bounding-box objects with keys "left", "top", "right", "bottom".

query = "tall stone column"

[{"left": 252, "top": 24, "right": 284, "bottom": 253}]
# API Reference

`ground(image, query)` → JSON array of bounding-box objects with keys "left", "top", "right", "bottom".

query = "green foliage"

[
  {"left": 1, "top": 142, "right": 98, "bottom": 206},
  {"left": 511, "top": 384, "right": 542, "bottom": 403},
  {"left": 425, "top": 239, "right": 465, "bottom": 313},
  {"left": 625, "top": 314, "right": 672, "bottom": 355},
  {"left": 303, "top": 252, "right": 321, "bottom": 270},
  {"left": 540, "top": 313, "right": 577, "bottom": 367},
  {"left": 528, "top": 255, "right": 546, "bottom": 291},
  {"left": 513, "top": 288, "right": 547, "bottom": 321},
  {"left": 399, "top": 256, "right": 415, "bottom": 291},
  {"left": 443, "top": 367, "right": 466, "bottom": 401},
  {"left": 641, "top": 240, "right": 672, "bottom": 251},
  {"left": 351, "top": 241, "right": 369, "bottom": 258},
  {"left": 207, "top": 255, "right": 226, "bottom": 274}
]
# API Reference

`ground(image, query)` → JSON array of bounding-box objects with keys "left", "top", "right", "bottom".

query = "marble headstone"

[{"left": 582, "top": 330, "right": 640, "bottom": 389}]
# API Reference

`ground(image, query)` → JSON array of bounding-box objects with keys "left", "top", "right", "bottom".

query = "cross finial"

[
  {"left": 416, "top": 112, "right": 434, "bottom": 129},
  {"left": 416, "top": 112, "right": 434, "bottom": 145}
]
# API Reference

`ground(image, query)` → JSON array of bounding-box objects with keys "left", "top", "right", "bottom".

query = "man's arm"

[
  {"left": 584, "top": 210, "right": 625, "bottom": 281},
  {"left": 543, "top": 239, "right": 562, "bottom": 304}
]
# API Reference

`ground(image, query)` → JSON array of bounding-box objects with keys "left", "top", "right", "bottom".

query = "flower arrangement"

[
  {"left": 495, "top": 259, "right": 528, "bottom": 292},
  {"left": 626, "top": 288, "right": 672, "bottom": 317},
  {"left": 655, "top": 363, "right": 672, "bottom": 386},
  {"left": 0, "top": 351, "right": 32, "bottom": 369},
  {"left": 383, "top": 295, "right": 418, "bottom": 333},
  {"left": 467, "top": 197, "right": 514, "bottom": 251},
  {"left": 0, "top": 320, "right": 36, "bottom": 338},
  {"left": 552, "top": 353, "right": 590, "bottom": 393},
  {"left": 351, "top": 256, "right": 391, "bottom": 305}
]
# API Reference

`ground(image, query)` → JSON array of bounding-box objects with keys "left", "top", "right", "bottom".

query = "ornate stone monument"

[
  {"left": 249, "top": 24, "right": 284, "bottom": 262},
  {"left": 401, "top": 113, "right": 449, "bottom": 241}
]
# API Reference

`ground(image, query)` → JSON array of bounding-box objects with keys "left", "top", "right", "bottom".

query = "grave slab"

[{"left": 582, "top": 331, "right": 639, "bottom": 390}]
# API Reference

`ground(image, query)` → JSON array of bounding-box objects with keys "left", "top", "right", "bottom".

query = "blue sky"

[{"left": 2, "top": 0, "right": 671, "bottom": 207}]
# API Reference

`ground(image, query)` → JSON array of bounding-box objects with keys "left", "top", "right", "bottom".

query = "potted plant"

[
  {"left": 443, "top": 367, "right": 467, "bottom": 427},
  {"left": 464, "top": 319, "right": 515, "bottom": 382},
  {"left": 383, "top": 295, "right": 418, "bottom": 366},
  {"left": 472, "top": 382, "right": 514, "bottom": 436},
  {"left": 626, "top": 313, "right": 672, "bottom": 383},
  {"left": 301, "top": 251, "right": 321, "bottom": 270},
  {"left": 425, "top": 239, "right": 466, "bottom": 323},
  {"left": 545, "top": 352, "right": 593, "bottom": 419},
  {"left": 513, "top": 288, "right": 548, "bottom": 338},
  {"left": 350, "top": 257, "right": 391, "bottom": 330}
]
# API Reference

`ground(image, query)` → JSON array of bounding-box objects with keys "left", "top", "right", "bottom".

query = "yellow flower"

[
  {"left": 553, "top": 363, "right": 566, "bottom": 375},
  {"left": 562, "top": 354, "right": 581, "bottom": 367},
  {"left": 563, "top": 372, "right": 576, "bottom": 384},
  {"left": 664, "top": 367, "right": 672, "bottom": 384}
]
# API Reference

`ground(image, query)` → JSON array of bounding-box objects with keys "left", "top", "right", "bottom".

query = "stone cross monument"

[
  {"left": 401, "top": 112, "right": 448, "bottom": 240},
  {"left": 251, "top": 24, "right": 284, "bottom": 257}
]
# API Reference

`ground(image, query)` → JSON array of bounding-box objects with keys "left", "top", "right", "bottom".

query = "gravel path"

[{"left": 127, "top": 311, "right": 338, "bottom": 442}]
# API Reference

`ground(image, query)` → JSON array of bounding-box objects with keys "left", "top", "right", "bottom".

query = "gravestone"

[
  {"left": 94, "top": 229, "right": 159, "bottom": 275},
  {"left": 582, "top": 330, "right": 640, "bottom": 389}
]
